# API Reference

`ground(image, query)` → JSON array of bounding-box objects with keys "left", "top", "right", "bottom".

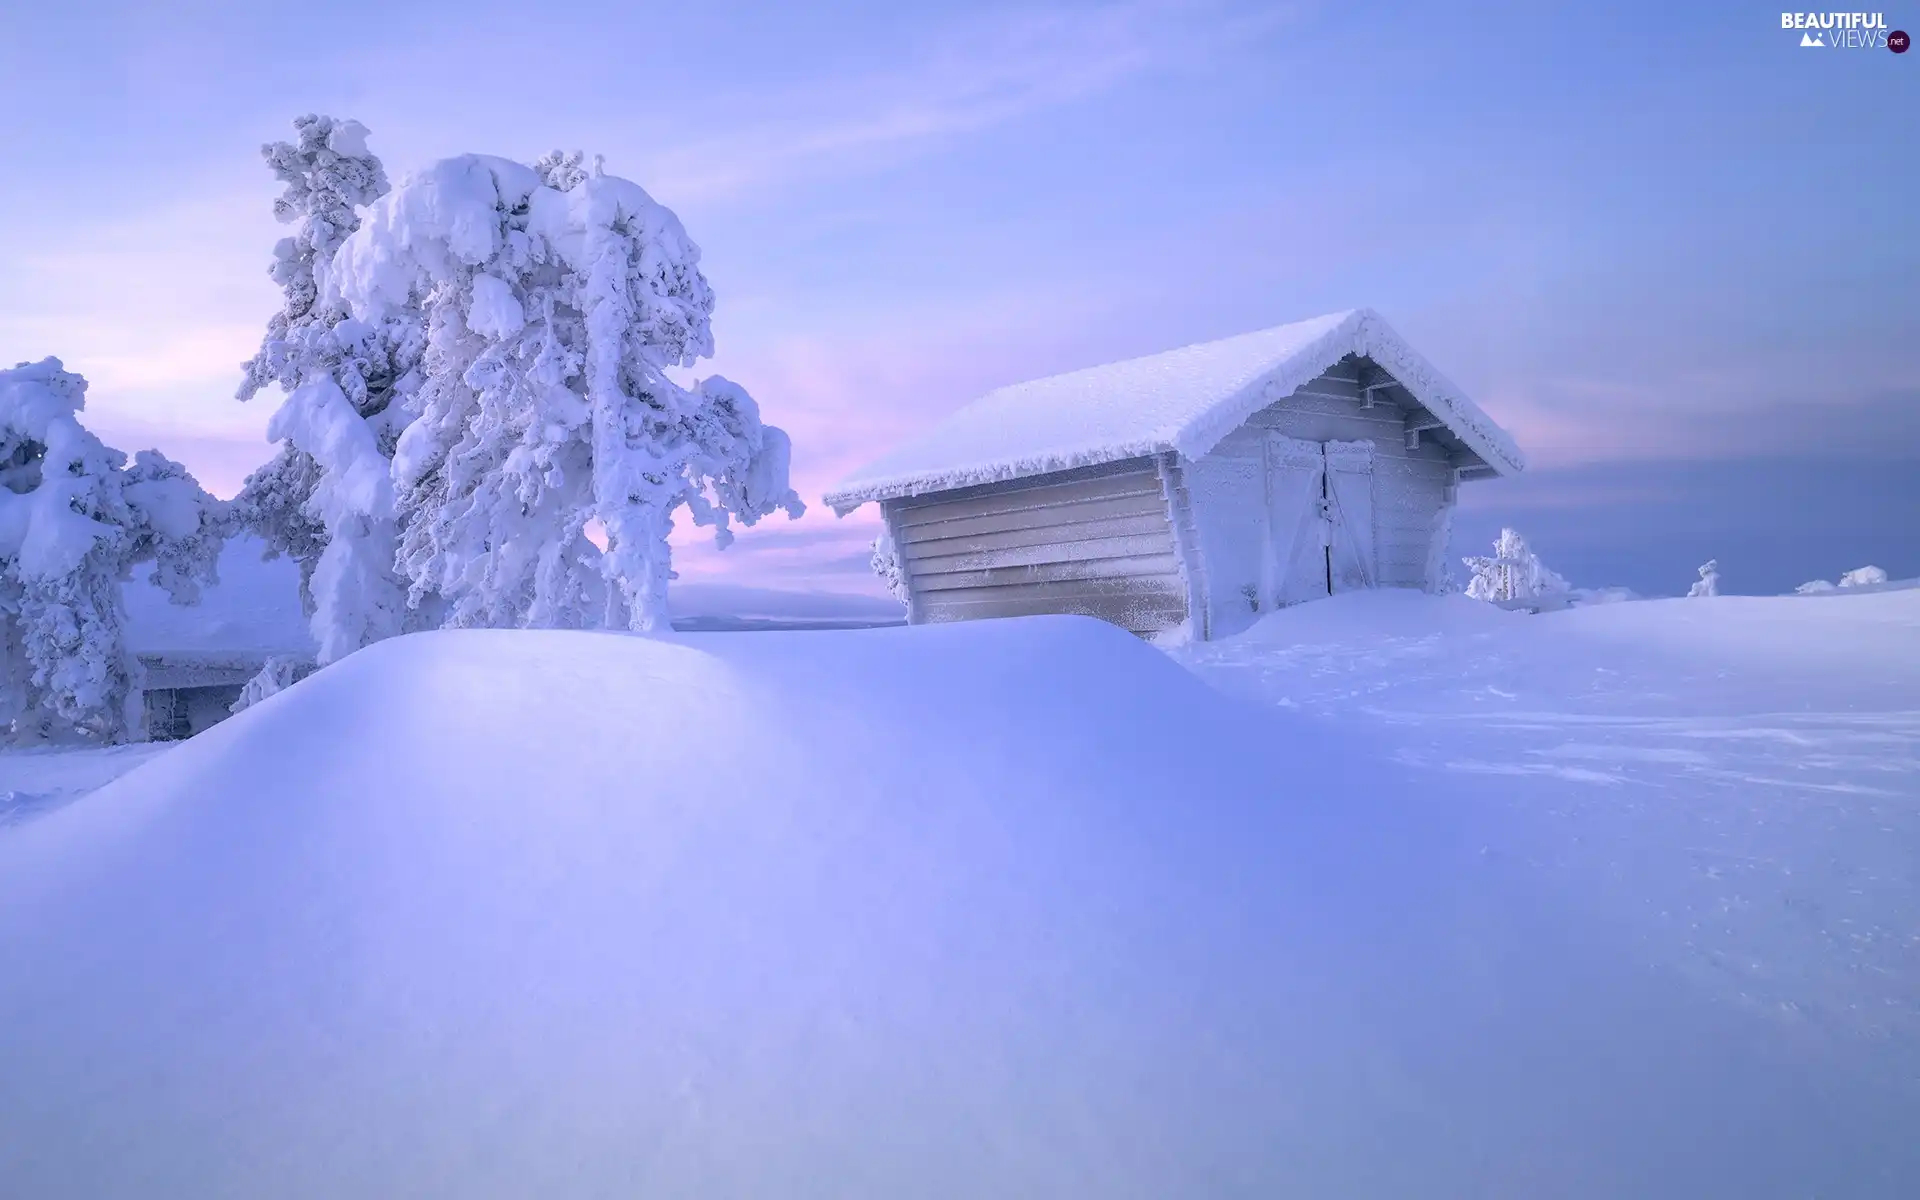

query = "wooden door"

[
  {"left": 1264, "top": 433, "right": 1331, "bottom": 606},
  {"left": 1324, "top": 439, "right": 1377, "bottom": 593}
]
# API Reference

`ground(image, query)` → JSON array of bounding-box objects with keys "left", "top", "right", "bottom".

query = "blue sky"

[{"left": 1, "top": 0, "right": 1914, "bottom": 596}]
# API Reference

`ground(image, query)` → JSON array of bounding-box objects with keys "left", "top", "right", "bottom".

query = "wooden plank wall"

[
  {"left": 1185, "top": 357, "right": 1457, "bottom": 626},
  {"left": 885, "top": 459, "right": 1188, "bottom": 635}
]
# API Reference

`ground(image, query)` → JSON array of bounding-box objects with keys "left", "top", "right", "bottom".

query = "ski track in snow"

[{"left": 1173, "top": 600, "right": 1920, "bottom": 1046}]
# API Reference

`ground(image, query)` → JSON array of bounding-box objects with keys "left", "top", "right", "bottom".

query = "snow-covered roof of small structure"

[
  {"left": 123, "top": 537, "right": 315, "bottom": 665},
  {"left": 825, "top": 308, "right": 1525, "bottom": 513}
]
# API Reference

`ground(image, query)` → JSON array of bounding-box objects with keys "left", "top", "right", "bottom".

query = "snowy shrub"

[
  {"left": 330, "top": 148, "right": 805, "bottom": 634},
  {"left": 229, "top": 656, "right": 308, "bottom": 715},
  {"left": 0, "top": 359, "right": 227, "bottom": 742},
  {"left": 870, "top": 526, "right": 909, "bottom": 606},
  {"left": 1839, "top": 565, "right": 1888, "bottom": 589},
  {"left": 1793, "top": 567, "right": 1889, "bottom": 595},
  {"left": 1462, "top": 529, "right": 1569, "bottom": 603},
  {"left": 1687, "top": 559, "right": 1720, "bottom": 598},
  {"left": 235, "top": 114, "right": 420, "bottom": 663}
]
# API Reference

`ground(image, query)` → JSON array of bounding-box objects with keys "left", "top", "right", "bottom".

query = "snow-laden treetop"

[
  {"left": 824, "top": 309, "right": 1524, "bottom": 514},
  {"left": 328, "top": 154, "right": 714, "bottom": 369}
]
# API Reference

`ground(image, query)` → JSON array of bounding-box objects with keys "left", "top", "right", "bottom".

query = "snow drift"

[{"left": 1, "top": 619, "right": 1912, "bottom": 1197}]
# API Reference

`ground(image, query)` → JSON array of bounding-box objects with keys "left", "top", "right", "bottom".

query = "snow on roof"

[
  {"left": 122, "top": 537, "right": 315, "bottom": 664},
  {"left": 825, "top": 309, "right": 1525, "bottom": 514}
]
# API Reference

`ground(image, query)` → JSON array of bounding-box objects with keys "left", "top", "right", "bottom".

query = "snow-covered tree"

[
  {"left": 871, "top": 525, "right": 909, "bottom": 606},
  {"left": 1794, "top": 579, "right": 1837, "bottom": 594},
  {"left": 234, "top": 114, "right": 423, "bottom": 663},
  {"left": 1687, "top": 559, "right": 1720, "bottom": 598},
  {"left": 1462, "top": 528, "right": 1569, "bottom": 603},
  {"left": 328, "top": 151, "right": 804, "bottom": 632},
  {"left": 0, "top": 359, "right": 227, "bottom": 742}
]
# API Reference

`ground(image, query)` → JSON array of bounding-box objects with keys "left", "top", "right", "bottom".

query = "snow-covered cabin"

[
  {"left": 124, "top": 539, "right": 315, "bottom": 740},
  {"left": 826, "top": 309, "right": 1525, "bottom": 640}
]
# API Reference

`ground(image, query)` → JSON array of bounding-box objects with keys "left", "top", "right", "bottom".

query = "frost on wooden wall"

[
  {"left": 1183, "top": 428, "right": 1268, "bottom": 636},
  {"left": 1423, "top": 486, "right": 1459, "bottom": 594},
  {"left": 888, "top": 460, "right": 1187, "bottom": 636}
]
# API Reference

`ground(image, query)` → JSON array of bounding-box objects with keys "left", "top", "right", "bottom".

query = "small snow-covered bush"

[
  {"left": 1793, "top": 566, "right": 1889, "bottom": 595},
  {"left": 0, "top": 359, "right": 226, "bottom": 742},
  {"left": 1462, "top": 529, "right": 1569, "bottom": 603},
  {"left": 1687, "top": 559, "right": 1720, "bottom": 598},
  {"left": 1839, "top": 565, "right": 1888, "bottom": 589}
]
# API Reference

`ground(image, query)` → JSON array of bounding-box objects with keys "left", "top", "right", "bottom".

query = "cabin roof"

[{"left": 825, "top": 308, "right": 1525, "bottom": 514}]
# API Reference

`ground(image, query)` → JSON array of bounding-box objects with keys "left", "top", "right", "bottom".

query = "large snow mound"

[
  {"left": 2, "top": 619, "right": 1912, "bottom": 1196},
  {"left": 825, "top": 308, "right": 1524, "bottom": 513}
]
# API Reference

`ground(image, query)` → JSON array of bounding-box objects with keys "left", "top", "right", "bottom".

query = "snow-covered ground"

[
  {"left": 0, "top": 744, "right": 171, "bottom": 828},
  {"left": 1172, "top": 589, "right": 1920, "bottom": 1045},
  {"left": 1, "top": 594, "right": 1915, "bottom": 1195}
]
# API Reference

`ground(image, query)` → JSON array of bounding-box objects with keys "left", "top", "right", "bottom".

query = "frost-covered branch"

[
  {"left": 871, "top": 526, "right": 910, "bottom": 606},
  {"left": 229, "top": 656, "right": 309, "bottom": 715}
]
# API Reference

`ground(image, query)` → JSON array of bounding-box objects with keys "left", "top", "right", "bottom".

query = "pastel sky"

[{"left": 1, "top": 0, "right": 1914, "bottom": 598}]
